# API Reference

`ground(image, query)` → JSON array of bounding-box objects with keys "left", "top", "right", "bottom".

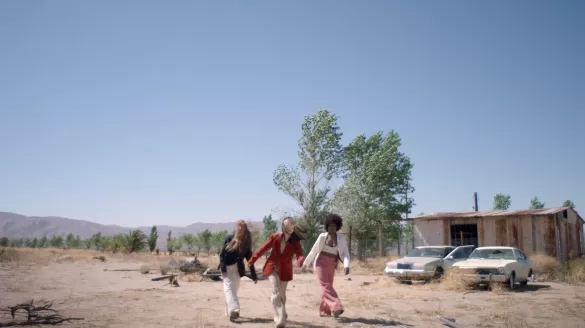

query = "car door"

[
  {"left": 443, "top": 245, "right": 475, "bottom": 270},
  {"left": 513, "top": 249, "right": 530, "bottom": 279}
]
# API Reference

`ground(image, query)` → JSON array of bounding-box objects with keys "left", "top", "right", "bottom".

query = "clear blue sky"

[{"left": 1, "top": 1, "right": 583, "bottom": 227}]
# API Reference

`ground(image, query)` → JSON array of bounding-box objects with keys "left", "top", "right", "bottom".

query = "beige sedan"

[
  {"left": 384, "top": 245, "right": 475, "bottom": 283},
  {"left": 451, "top": 246, "right": 535, "bottom": 289}
]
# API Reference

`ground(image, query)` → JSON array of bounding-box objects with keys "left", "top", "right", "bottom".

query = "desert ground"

[{"left": 1, "top": 249, "right": 585, "bottom": 328}]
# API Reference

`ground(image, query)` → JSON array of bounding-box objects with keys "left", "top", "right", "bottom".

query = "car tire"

[
  {"left": 507, "top": 272, "right": 515, "bottom": 290},
  {"left": 433, "top": 267, "right": 444, "bottom": 281}
]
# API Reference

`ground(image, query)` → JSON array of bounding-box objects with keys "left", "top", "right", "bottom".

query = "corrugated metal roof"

[{"left": 414, "top": 207, "right": 580, "bottom": 220}]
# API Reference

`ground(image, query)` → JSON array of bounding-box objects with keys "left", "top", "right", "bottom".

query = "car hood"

[
  {"left": 385, "top": 257, "right": 441, "bottom": 268},
  {"left": 452, "top": 259, "right": 515, "bottom": 268}
]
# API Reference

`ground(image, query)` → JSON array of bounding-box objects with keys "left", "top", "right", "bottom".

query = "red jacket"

[{"left": 248, "top": 232, "right": 305, "bottom": 281}]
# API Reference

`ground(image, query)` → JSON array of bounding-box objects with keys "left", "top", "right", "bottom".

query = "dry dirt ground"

[{"left": 1, "top": 252, "right": 585, "bottom": 328}]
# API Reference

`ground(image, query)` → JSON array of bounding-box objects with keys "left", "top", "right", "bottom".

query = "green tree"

[
  {"left": 90, "top": 232, "right": 105, "bottom": 251},
  {"left": 262, "top": 214, "right": 278, "bottom": 241},
  {"left": 166, "top": 231, "right": 176, "bottom": 254},
  {"left": 109, "top": 234, "right": 125, "bottom": 253},
  {"left": 180, "top": 233, "right": 196, "bottom": 253},
  {"left": 31, "top": 237, "right": 39, "bottom": 248},
  {"left": 124, "top": 230, "right": 147, "bottom": 253},
  {"left": 66, "top": 233, "right": 76, "bottom": 248},
  {"left": 0, "top": 237, "right": 8, "bottom": 247},
  {"left": 50, "top": 235, "right": 63, "bottom": 248},
  {"left": 212, "top": 230, "right": 229, "bottom": 254},
  {"left": 197, "top": 229, "right": 213, "bottom": 255},
  {"left": 563, "top": 200, "right": 575, "bottom": 208},
  {"left": 530, "top": 196, "right": 545, "bottom": 209},
  {"left": 273, "top": 109, "right": 344, "bottom": 252},
  {"left": 148, "top": 226, "right": 158, "bottom": 252},
  {"left": 38, "top": 235, "right": 48, "bottom": 248},
  {"left": 493, "top": 193, "right": 512, "bottom": 210},
  {"left": 338, "top": 130, "right": 414, "bottom": 259},
  {"left": 74, "top": 235, "right": 82, "bottom": 248}
]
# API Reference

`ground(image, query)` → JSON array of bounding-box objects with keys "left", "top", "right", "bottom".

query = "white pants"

[
  {"left": 269, "top": 271, "right": 288, "bottom": 325},
  {"left": 223, "top": 264, "right": 241, "bottom": 316}
]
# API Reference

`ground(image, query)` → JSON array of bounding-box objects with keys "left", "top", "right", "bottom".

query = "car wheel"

[
  {"left": 433, "top": 267, "right": 444, "bottom": 281},
  {"left": 519, "top": 270, "right": 532, "bottom": 286},
  {"left": 507, "top": 272, "right": 515, "bottom": 290}
]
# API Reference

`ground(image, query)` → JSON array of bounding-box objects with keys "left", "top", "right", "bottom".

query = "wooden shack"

[{"left": 412, "top": 207, "right": 584, "bottom": 261}]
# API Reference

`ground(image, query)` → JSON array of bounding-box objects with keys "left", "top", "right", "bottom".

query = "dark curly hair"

[{"left": 324, "top": 213, "right": 343, "bottom": 232}]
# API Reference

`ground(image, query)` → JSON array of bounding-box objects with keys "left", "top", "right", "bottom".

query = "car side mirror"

[{"left": 445, "top": 256, "right": 454, "bottom": 260}]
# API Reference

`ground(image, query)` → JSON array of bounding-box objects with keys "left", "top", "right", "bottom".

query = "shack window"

[{"left": 450, "top": 224, "right": 478, "bottom": 248}]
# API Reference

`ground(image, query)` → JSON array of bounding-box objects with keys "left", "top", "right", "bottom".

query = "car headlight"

[{"left": 497, "top": 267, "right": 505, "bottom": 274}]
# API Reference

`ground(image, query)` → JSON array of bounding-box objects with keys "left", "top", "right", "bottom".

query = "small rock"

[{"left": 346, "top": 277, "right": 352, "bottom": 281}]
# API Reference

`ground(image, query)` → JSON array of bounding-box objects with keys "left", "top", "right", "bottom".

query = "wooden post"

[
  {"left": 348, "top": 225, "right": 352, "bottom": 256},
  {"left": 378, "top": 221, "right": 383, "bottom": 257},
  {"left": 397, "top": 222, "right": 401, "bottom": 256}
]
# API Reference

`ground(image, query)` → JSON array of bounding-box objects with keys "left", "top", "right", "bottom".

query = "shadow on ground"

[
  {"left": 236, "top": 318, "right": 330, "bottom": 328},
  {"left": 234, "top": 317, "right": 328, "bottom": 328},
  {"left": 337, "top": 317, "right": 411, "bottom": 326},
  {"left": 509, "top": 283, "right": 552, "bottom": 293}
]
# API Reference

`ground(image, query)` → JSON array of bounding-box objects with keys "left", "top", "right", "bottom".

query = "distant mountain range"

[{"left": 0, "top": 212, "right": 262, "bottom": 250}]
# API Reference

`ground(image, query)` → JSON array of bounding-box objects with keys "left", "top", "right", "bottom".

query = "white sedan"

[{"left": 451, "top": 246, "right": 535, "bottom": 289}]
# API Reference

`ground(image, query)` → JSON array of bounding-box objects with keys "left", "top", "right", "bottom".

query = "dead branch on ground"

[{"left": 0, "top": 299, "right": 84, "bottom": 326}]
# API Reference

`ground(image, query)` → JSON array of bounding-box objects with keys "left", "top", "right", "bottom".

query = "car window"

[
  {"left": 515, "top": 250, "right": 527, "bottom": 260},
  {"left": 447, "top": 246, "right": 474, "bottom": 259},
  {"left": 408, "top": 248, "right": 451, "bottom": 258},
  {"left": 469, "top": 248, "right": 515, "bottom": 260}
]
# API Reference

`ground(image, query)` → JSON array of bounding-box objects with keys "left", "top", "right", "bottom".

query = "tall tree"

[
  {"left": 0, "top": 237, "right": 8, "bottom": 247},
  {"left": 38, "top": 235, "right": 48, "bottom": 248},
  {"left": 166, "top": 231, "right": 176, "bottom": 254},
  {"left": 337, "top": 131, "right": 414, "bottom": 259},
  {"left": 212, "top": 230, "right": 229, "bottom": 254},
  {"left": 563, "top": 200, "right": 575, "bottom": 208},
  {"left": 493, "top": 193, "right": 512, "bottom": 210},
  {"left": 197, "top": 229, "right": 213, "bottom": 256},
  {"left": 50, "top": 235, "right": 63, "bottom": 248},
  {"left": 124, "top": 230, "right": 147, "bottom": 253},
  {"left": 66, "top": 233, "right": 76, "bottom": 248},
  {"left": 109, "top": 234, "right": 126, "bottom": 253},
  {"left": 148, "top": 226, "right": 158, "bottom": 252},
  {"left": 262, "top": 214, "right": 278, "bottom": 240},
  {"left": 273, "top": 109, "right": 344, "bottom": 251},
  {"left": 180, "top": 233, "right": 196, "bottom": 253},
  {"left": 530, "top": 196, "right": 545, "bottom": 209}
]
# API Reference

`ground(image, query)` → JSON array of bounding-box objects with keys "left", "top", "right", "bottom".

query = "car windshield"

[
  {"left": 407, "top": 247, "right": 453, "bottom": 258},
  {"left": 469, "top": 248, "right": 515, "bottom": 260}
]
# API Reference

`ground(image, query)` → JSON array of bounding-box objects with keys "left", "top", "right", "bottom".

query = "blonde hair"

[
  {"left": 281, "top": 217, "right": 295, "bottom": 234},
  {"left": 225, "top": 220, "right": 252, "bottom": 254}
]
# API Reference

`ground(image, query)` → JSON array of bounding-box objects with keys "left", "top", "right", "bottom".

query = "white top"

[
  {"left": 304, "top": 232, "right": 350, "bottom": 271},
  {"left": 321, "top": 241, "right": 338, "bottom": 255}
]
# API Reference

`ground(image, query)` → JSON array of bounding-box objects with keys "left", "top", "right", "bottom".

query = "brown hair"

[{"left": 225, "top": 220, "right": 252, "bottom": 254}]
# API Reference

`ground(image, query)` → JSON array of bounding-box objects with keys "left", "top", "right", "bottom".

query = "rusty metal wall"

[{"left": 412, "top": 213, "right": 582, "bottom": 260}]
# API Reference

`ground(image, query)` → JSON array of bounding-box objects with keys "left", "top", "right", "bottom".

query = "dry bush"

[
  {"left": 139, "top": 265, "right": 150, "bottom": 274},
  {"left": 531, "top": 253, "right": 560, "bottom": 280},
  {"left": 159, "top": 263, "right": 170, "bottom": 274},
  {"left": 181, "top": 273, "right": 201, "bottom": 282},
  {"left": 530, "top": 253, "right": 585, "bottom": 284},
  {"left": 349, "top": 256, "right": 399, "bottom": 275},
  {"left": 438, "top": 273, "right": 474, "bottom": 292},
  {"left": 565, "top": 258, "right": 585, "bottom": 284},
  {"left": 0, "top": 247, "right": 19, "bottom": 262},
  {"left": 92, "top": 255, "right": 106, "bottom": 262}
]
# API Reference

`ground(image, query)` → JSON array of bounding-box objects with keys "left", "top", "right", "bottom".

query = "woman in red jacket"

[{"left": 248, "top": 217, "right": 305, "bottom": 328}]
